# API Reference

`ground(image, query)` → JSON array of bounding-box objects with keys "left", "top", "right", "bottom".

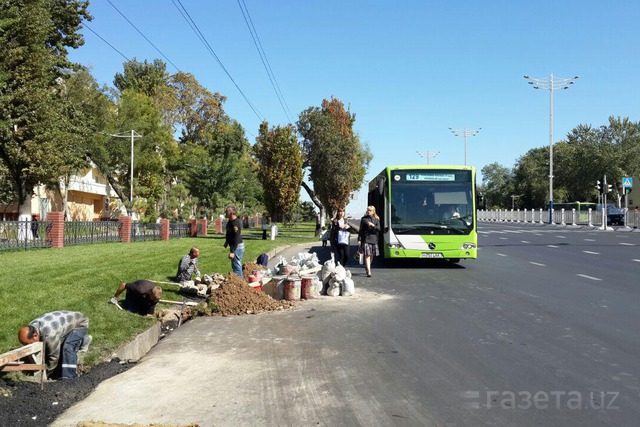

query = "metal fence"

[
  {"left": 0, "top": 220, "right": 52, "bottom": 251},
  {"left": 130, "top": 222, "right": 162, "bottom": 241},
  {"left": 169, "top": 222, "right": 192, "bottom": 238},
  {"left": 64, "top": 220, "right": 122, "bottom": 246},
  {"left": 478, "top": 208, "right": 640, "bottom": 228}
]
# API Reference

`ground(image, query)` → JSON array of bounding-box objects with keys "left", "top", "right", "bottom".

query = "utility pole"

[
  {"left": 523, "top": 73, "right": 579, "bottom": 223},
  {"left": 448, "top": 127, "right": 481, "bottom": 166}
]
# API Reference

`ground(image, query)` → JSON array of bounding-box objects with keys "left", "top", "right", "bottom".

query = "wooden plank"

[
  {"left": 1, "top": 364, "right": 46, "bottom": 371},
  {"left": 158, "top": 299, "right": 198, "bottom": 306},
  {"left": 0, "top": 342, "right": 43, "bottom": 366}
]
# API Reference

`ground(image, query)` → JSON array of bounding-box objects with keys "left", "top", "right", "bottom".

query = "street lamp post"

[
  {"left": 448, "top": 127, "right": 481, "bottom": 166},
  {"left": 416, "top": 150, "right": 439, "bottom": 164},
  {"left": 105, "top": 130, "right": 142, "bottom": 216},
  {"left": 523, "top": 73, "right": 579, "bottom": 223}
]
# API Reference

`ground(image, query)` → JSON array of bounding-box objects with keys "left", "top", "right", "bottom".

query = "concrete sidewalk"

[{"left": 51, "top": 239, "right": 388, "bottom": 427}]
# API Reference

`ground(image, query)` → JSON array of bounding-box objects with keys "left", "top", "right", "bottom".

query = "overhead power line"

[
  {"left": 106, "top": 0, "right": 181, "bottom": 72},
  {"left": 236, "top": 0, "right": 294, "bottom": 124},
  {"left": 171, "top": 0, "right": 265, "bottom": 122},
  {"left": 84, "top": 23, "right": 130, "bottom": 61}
]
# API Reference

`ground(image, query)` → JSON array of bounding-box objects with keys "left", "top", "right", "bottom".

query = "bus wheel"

[{"left": 448, "top": 258, "right": 460, "bottom": 264}]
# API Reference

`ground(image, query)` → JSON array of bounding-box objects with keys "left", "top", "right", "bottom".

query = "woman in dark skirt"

[{"left": 358, "top": 205, "right": 381, "bottom": 277}]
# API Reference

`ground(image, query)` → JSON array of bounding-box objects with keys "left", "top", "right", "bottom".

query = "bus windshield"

[{"left": 389, "top": 169, "right": 474, "bottom": 235}]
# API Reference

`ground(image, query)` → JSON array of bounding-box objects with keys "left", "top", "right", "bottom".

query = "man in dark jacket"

[{"left": 224, "top": 205, "right": 245, "bottom": 278}]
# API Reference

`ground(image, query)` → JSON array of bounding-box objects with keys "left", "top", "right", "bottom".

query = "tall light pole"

[
  {"left": 448, "top": 127, "right": 481, "bottom": 166},
  {"left": 416, "top": 150, "right": 439, "bottom": 164},
  {"left": 523, "top": 73, "right": 579, "bottom": 223},
  {"left": 511, "top": 194, "right": 524, "bottom": 210},
  {"left": 105, "top": 130, "right": 142, "bottom": 215}
]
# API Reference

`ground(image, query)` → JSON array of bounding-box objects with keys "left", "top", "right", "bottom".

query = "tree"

[
  {"left": 480, "top": 163, "right": 514, "bottom": 209},
  {"left": 0, "top": 0, "right": 91, "bottom": 220},
  {"left": 253, "top": 122, "right": 303, "bottom": 221},
  {"left": 297, "top": 97, "right": 372, "bottom": 228}
]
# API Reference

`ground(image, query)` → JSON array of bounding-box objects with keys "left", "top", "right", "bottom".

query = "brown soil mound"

[
  {"left": 195, "top": 273, "right": 293, "bottom": 316},
  {"left": 242, "top": 261, "right": 266, "bottom": 277}
]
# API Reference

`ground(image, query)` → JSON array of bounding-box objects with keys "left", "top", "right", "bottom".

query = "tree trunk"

[
  {"left": 301, "top": 181, "right": 325, "bottom": 236},
  {"left": 107, "top": 174, "right": 128, "bottom": 206},
  {"left": 58, "top": 177, "right": 71, "bottom": 221},
  {"left": 17, "top": 182, "right": 33, "bottom": 240}
]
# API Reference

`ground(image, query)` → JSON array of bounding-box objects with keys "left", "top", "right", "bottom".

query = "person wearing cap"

[
  {"left": 18, "top": 311, "right": 91, "bottom": 379},
  {"left": 111, "top": 280, "right": 162, "bottom": 316}
]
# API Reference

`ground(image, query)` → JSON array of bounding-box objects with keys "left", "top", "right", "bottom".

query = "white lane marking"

[
  {"left": 584, "top": 238, "right": 596, "bottom": 242},
  {"left": 518, "top": 290, "right": 541, "bottom": 299},
  {"left": 620, "top": 243, "right": 635, "bottom": 246},
  {"left": 633, "top": 259, "right": 640, "bottom": 263},
  {"left": 534, "top": 233, "right": 543, "bottom": 236},
  {"left": 530, "top": 262, "right": 546, "bottom": 266},
  {"left": 521, "top": 240, "right": 530, "bottom": 243},
  {"left": 577, "top": 274, "right": 602, "bottom": 281},
  {"left": 548, "top": 245, "right": 559, "bottom": 248},
  {"left": 496, "top": 253, "right": 507, "bottom": 257},
  {"left": 582, "top": 251, "right": 600, "bottom": 255},
  {"left": 556, "top": 236, "right": 567, "bottom": 239},
  {"left": 499, "top": 237, "right": 508, "bottom": 240}
]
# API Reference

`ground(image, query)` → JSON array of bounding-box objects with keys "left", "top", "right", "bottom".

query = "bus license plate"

[{"left": 421, "top": 253, "right": 443, "bottom": 258}]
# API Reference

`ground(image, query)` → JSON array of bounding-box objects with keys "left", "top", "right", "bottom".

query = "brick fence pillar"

[
  {"left": 161, "top": 219, "right": 170, "bottom": 240},
  {"left": 254, "top": 215, "right": 259, "bottom": 228},
  {"left": 119, "top": 216, "right": 132, "bottom": 243},
  {"left": 198, "top": 219, "right": 208, "bottom": 236},
  {"left": 189, "top": 219, "right": 198, "bottom": 237},
  {"left": 214, "top": 218, "right": 223, "bottom": 234},
  {"left": 47, "top": 212, "right": 64, "bottom": 249}
]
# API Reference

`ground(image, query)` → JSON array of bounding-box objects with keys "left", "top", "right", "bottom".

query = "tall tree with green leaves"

[
  {"left": 297, "top": 97, "right": 372, "bottom": 228},
  {"left": 253, "top": 122, "right": 303, "bottom": 221},
  {"left": 480, "top": 163, "right": 514, "bottom": 209},
  {"left": 0, "top": 0, "right": 91, "bottom": 219}
]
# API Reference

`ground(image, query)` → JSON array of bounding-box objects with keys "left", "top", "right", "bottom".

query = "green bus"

[{"left": 367, "top": 165, "right": 477, "bottom": 262}]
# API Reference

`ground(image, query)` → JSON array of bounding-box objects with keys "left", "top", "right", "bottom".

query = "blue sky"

[{"left": 68, "top": 1, "right": 640, "bottom": 216}]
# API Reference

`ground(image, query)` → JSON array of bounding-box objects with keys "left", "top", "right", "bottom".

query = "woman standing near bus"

[
  {"left": 330, "top": 208, "right": 350, "bottom": 267},
  {"left": 358, "top": 206, "right": 381, "bottom": 277}
]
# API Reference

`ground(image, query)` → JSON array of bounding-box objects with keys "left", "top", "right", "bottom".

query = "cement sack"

[
  {"left": 327, "top": 278, "right": 341, "bottom": 297},
  {"left": 332, "top": 264, "right": 347, "bottom": 282},
  {"left": 321, "top": 258, "right": 336, "bottom": 284},
  {"left": 342, "top": 271, "right": 355, "bottom": 296}
]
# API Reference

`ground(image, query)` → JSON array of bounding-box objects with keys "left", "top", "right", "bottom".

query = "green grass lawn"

[{"left": 0, "top": 222, "right": 317, "bottom": 366}]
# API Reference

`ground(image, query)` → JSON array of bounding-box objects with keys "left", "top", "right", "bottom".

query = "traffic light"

[
  {"left": 596, "top": 177, "right": 603, "bottom": 194},
  {"left": 606, "top": 183, "right": 612, "bottom": 193}
]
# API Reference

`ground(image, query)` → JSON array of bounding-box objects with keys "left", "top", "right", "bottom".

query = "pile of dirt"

[
  {"left": 242, "top": 261, "right": 266, "bottom": 277},
  {"left": 196, "top": 273, "right": 294, "bottom": 316}
]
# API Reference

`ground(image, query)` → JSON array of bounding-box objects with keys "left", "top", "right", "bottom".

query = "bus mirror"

[{"left": 377, "top": 178, "right": 386, "bottom": 195}]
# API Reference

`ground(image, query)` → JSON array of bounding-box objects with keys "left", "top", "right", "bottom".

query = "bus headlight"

[
  {"left": 388, "top": 243, "right": 401, "bottom": 249},
  {"left": 461, "top": 242, "right": 477, "bottom": 250}
]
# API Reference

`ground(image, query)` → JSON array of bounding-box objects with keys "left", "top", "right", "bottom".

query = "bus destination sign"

[{"left": 406, "top": 173, "right": 455, "bottom": 182}]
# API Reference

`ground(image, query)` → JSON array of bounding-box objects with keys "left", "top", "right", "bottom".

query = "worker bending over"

[{"left": 111, "top": 280, "right": 162, "bottom": 315}]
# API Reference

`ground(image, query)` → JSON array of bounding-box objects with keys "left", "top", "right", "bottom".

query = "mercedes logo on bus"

[{"left": 428, "top": 242, "right": 436, "bottom": 250}]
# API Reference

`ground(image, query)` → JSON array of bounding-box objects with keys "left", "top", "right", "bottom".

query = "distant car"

[{"left": 596, "top": 203, "right": 625, "bottom": 225}]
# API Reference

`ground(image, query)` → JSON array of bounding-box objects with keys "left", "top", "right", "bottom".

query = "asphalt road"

[{"left": 53, "top": 224, "right": 640, "bottom": 427}]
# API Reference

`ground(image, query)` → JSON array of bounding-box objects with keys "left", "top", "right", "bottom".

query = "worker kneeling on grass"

[
  {"left": 111, "top": 280, "right": 162, "bottom": 316},
  {"left": 18, "top": 311, "right": 91, "bottom": 379}
]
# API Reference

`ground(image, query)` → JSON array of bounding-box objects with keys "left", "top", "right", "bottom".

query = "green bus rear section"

[{"left": 368, "top": 165, "right": 478, "bottom": 260}]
